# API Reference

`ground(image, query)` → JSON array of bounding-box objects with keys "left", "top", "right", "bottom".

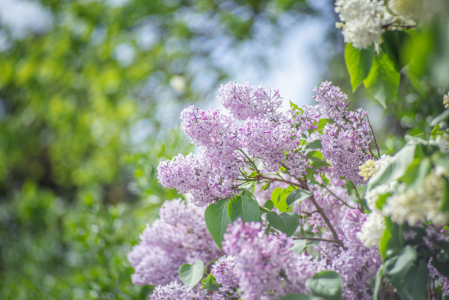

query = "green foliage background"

[
  {"left": 1, "top": 0, "right": 448, "bottom": 298},
  {"left": 0, "top": 0, "right": 316, "bottom": 298}
]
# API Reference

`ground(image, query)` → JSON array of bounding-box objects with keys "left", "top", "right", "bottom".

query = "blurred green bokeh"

[{"left": 0, "top": 0, "right": 315, "bottom": 298}]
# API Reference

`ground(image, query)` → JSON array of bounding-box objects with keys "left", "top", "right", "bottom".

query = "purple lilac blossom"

[
  {"left": 222, "top": 220, "right": 298, "bottom": 299},
  {"left": 321, "top": 209, "right": 382, "bottom": 300},
  {"left": 429, "top": 261, "right": 449, "bottom": 296},
  {"left": 128, "top": 199, "right": 219, "bottom": 286},
  {"left": 310, "top": 82, "right": 373, "bottom": 184},
  {"left": 217, "top": 82, "right": 283, "bottom": 120},
  {"left": 211, "top": 256, "right": 239, "bottom": 297},
  {"left": 151, "top": 281, "right": 225, "bottom": 300}
]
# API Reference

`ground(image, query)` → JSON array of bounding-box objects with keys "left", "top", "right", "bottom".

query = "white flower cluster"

[
  {"left": 335, "top": 0, "right": 393, "bottom": 49},
  {"left": 383, "top": 171, "right": 449, "bottom": 226},
  {"left": 357, "top": 155, "right": 393, "bottom": 248},
  {"left": 444, "top": 93, "right": 449, "bottom": 109},
  {"left": 359, "top": 154, "right": 392, "bottom": 181}
]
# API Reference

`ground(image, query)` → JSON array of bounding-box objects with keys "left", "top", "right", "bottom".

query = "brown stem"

[
  {"left": 258, "top": 175, "right": 344, "bottom": 247},
  {"left": 366, "top": 114, "right": 381, "bottom": 158}
]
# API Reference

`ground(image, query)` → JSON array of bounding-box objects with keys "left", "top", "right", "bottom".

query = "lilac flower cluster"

[
  {"left": 221, "top": 220, "right": 316, "bottom": 299},
  {"left": 311, "top": 82, "right": 373, "bottom": 184},
  {"left": 127, "top": 199, "right": 219, "bottom": 286},
  {"left": 158, "top": 82, "right": 323, "bottom": 206},
  {"left": 323, "top": 209, "right": 382, "bottom": 300},
  {"left": 150, "top": 281, "right": 224, "bottom": 300},
  {"left": 429, "top": 262, "right": 449, "bottom": 296},
  {"left": 217, "top": 81, "right": 283, "bottom": 120}
]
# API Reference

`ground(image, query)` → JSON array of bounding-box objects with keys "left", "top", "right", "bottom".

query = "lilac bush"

[{"left": 129, "top": 80, "right": 449, "bottom": 299}]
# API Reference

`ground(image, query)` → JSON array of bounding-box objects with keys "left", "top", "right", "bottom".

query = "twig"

[
  {"left": 366, "top": 114, "right": 381, "bottom": 158},
  {"left": 319, "top": 183, "right": 355, "bottom": 209},
  {"left": 292, "top": 236, "right": 337, "bottom": 244},
  {"left": 256, "top": 175, "right": 344, "bottom": 247}
]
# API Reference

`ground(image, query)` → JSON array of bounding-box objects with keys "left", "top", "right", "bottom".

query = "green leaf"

[
  {"left": 204, "top": 199, "right": 232, "bottom": 250},
  {"left": 306, "top": 151, "right": 324, "bottom": 161},
  {"left": 375, "top": 193, "right": 390, "bottom": 210},
  {"left": 431, "top": 123, "right": 440, "bottom": 138},
  {"left": 345, "top": 43, "right": 374, "bottom": 92},
  {"left": 305, "top": 140, "right": 323, "bottom": 150},
  {"left": 280, "top": 294, "right": 319, "bottom": 300},
  {"left": 379, "top": 218, "right": 403, "bottom": 260},
  {"left": 264, "top": 200, "right": 274, "bottom": 210},
  {"left": 178, "top": 260, "right": 204, "bottom": 288},
  {"left": 399, "top": 157, "right": 431, "bottom": 190},
  {"left": 290, "top": 239, "right": 307, "bottom": 254},
  {"left": 290, "top": 101, "right": 301, "bottom": 112},
  {"left": 286, "top": 189, "right": 313, "bottom": 206},
  {"left": 266, "top": 211, "right": 300, "bottom": 237},
  {"left": 261, "top": 182, "right": 272, "bottom": 191},
  {"left": 271, "top": 186, "right": 295, "bottom": 212},
  {"left": 363, "top": 52, "right": 400, "bottom": 109},
  {"left": 315, "top": 119, "right": 336, "bottom": 133},
  {"left": 227, "top": 196, "right": 260, "bottom": 223},
  {"left": 306, "top": 160, "right": 330, "bottom": 179},
  {"left": 395, "top": 259, "right": 429, "bottom": 300},
  {"left": 368, "top": 141, "right": 417, "bottom": 191},
  {"left": 306, "top": 271, "right": 342, "bottom": 300},
  {"left": 430, "top": 109, "right": 449, "bottom": 126},
  {"left": 381, "top": 31, "right": 411, "bottom": 71},
  {"left": 202, "top": 274, "right": 220, "bottom": 292},
  {"left": 373, "top": 266, "right": 384, "bottom": 300},
  {"left": 385, "top": 246, "right": 417, "bottom": 280},
  {"left": 441, "top": 176, "right": 449, "bottom": 212}
]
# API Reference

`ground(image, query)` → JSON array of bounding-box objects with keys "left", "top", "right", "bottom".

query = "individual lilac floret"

[
  {"left": 222, "top": 220, "right": 300, "bottom": 300},
  {"left": 217, "top": 81, "right": 283, "bottom": 120},
  {"left": 128, "top": 199, "right": 219, "bottom": 286}
]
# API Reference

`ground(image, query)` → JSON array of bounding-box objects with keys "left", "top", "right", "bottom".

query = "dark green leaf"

[
  {"left": 227, "top": 196, "right": 260, "bottom": 223},
  {"left": 345, "top": 43, "right": 374, "bottom": 92},
  {"left": 286, "top": 189, "right": 312, "bottom": 206},
  {"left": 385, "top": 246, "right": 417, "bottom": 280},
  {"left": 266, "top": 211, "right": 300, "bottom": 237},
  {"left": 204, "top": 199, "right": 232, "bottom": 250},
  {"left": 306, "top": 271, "right": 342, "bottom": 300},
  {"left": 178, "top": 260, "right": 204, "bottom": 288},
  {"left": 395, "top": 259, "right": 429, "bottom": 300},
  {"left": 202, "top": 274, "right": 221, "bottom": 292},
  {"left": 264, "top": 200, "right": 274, "bottom": 210},
  {"left": 381, "top": 31, "right": 411, "bottom": 71},
  {"left": 363, "top": 52, "right": 400, "bottom": 109}
]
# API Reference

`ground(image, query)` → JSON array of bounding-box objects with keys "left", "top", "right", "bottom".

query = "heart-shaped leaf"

[
  {"left": 286, "top": 189, "right": 312, "bottom": 206},
  {"left": 179, "top": 260, "right": 204, "bottom": 288},
  {"left": 204, "top": 199, "right": 232, "bottom": 250}
]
